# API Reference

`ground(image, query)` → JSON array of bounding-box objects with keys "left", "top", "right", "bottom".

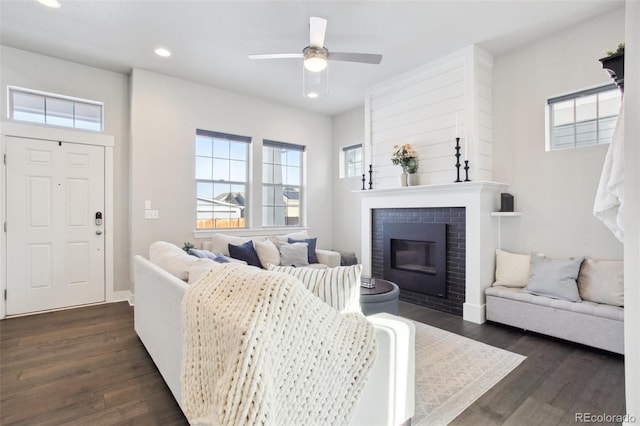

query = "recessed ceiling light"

[
  {"left": 154, "top": 48, "right": 171, "bottom": 58},
  {"left": 306, "top": 92, "right": 319, "bottom": 99},
  {"left": 38, "top": 0, "right": 61, "bottom": 8}
]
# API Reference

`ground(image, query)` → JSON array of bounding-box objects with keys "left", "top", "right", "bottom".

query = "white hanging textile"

[{"left": 593, "top": 101, "right": 625, "bottom": 243}]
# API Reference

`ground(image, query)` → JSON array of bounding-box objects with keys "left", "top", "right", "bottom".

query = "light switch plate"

[{"left": 144, "top": 209, "right": 159, "bottom": 219}]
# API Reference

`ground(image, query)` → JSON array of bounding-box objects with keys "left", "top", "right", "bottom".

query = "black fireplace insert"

[{"left": 383, "top": 222, "right": 447, "bottom": 297}]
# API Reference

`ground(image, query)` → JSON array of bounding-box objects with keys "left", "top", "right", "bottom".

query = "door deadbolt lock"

[{"left": 95, "top": 211, "right": 103, "bottom": 226}]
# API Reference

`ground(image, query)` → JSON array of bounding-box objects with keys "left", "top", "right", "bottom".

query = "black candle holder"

[
  {"left": 464, "top": 160, "right": 470, "bottom": 182},
  {"left": 454, "top": 138, "right": 462, "bottom": 183},
  {"left": 361, "top": 174, "right": 366, "bottom": 190},
  {"left": 368, "top": 164, "right": 373, "bottom": 189}
]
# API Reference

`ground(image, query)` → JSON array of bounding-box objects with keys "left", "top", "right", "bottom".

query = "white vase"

[
  {"left": 407, "top": 173, "right": 418, "bottom": 186},
  {"left": 400, "top": 172, "right": 408, "bottom": 187}
]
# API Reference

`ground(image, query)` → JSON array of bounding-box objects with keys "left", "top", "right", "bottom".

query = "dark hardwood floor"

[
  {"left": 0, "top": 301, "right": 625, "bottom": 425},
  {"left": 399, "top": 302, "right": 626, "bottom": 425}
]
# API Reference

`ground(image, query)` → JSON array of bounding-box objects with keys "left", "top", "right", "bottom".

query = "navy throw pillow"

[
  {"left": 228, "top": 240, "right": 262, "bottom": 268},
  {"left": 288, "top": 237, "right": 318, "bottom": 264}
]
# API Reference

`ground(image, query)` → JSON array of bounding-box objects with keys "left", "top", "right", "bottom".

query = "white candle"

[
  {"left": 464, "top": 138, "right": 468, "bottom": 161},
  {"left": 455, "top": 113, "right": 460, "bottom": 138}
]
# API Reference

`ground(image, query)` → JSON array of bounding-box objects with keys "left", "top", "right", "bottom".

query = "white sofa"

[{"left": 133, "top": 246, "right": 415, "bottom": 425}]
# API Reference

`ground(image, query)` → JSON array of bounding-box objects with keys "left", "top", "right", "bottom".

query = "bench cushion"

[{"left": 486, "top": 286, "right": 623, "bottom": 322}]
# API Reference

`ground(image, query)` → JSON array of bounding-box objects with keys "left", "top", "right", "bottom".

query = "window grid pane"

[
  {"left": 195, "top": 131, "right": 250, "bottom": 229},
  {"left": 548, "top": 85, "right": 621, "bottom": 151}
]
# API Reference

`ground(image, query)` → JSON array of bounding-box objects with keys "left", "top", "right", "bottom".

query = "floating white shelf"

[
  {"left": 491, "top": 212, "right": 522, "bottom": 248},
  {"left": 490, "top": 211, "right": 522, "bottom": 217}
]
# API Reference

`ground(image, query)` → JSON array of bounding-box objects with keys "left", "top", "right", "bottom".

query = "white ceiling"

[{"left": 0, "top": 0, "right": 624, "bottom": 116}]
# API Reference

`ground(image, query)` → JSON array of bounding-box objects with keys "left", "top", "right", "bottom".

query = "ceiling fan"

[{"left": 249, "top": 17, "right": 382, "bottom": 75}]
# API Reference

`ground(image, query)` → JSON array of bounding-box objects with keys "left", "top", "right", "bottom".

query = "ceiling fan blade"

[
  {"left": 309, "top": 17, "right": 327, "bottom": 48},
  {"left": 248, "top": 53, "right": 304, "bottom": 60},
  {"left": 329, "top": 52, "right": 383, "bottom": 64}
]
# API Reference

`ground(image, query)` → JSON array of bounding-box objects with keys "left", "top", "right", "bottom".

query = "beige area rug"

[{"left": 412, "top": 321, "right": 526, "bottom": 425}]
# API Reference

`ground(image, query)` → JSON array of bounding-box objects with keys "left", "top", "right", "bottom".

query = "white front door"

[{"left": 5, "top": 136, "right": 105, "bottom": 315}]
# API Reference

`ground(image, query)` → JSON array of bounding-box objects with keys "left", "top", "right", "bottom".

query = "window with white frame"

[
  {"left": 195, "top": 129, "right": 250, "bottom": 229},
  {"left": 262, "top": 140, "right": 304, "bottom": 227},
  {"left": 547, "top": 84, "right": 621, "bottom": 151},
  {"left": 342, "top": 144, "right": 363, "bottom": 178},
  {"left": 8, "top": 86, "right": 103, "bottom": 131}
]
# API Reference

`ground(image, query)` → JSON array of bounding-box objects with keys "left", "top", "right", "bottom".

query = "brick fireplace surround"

[{"left": 358, "top": 181, "right": 507, "bottom": 324}]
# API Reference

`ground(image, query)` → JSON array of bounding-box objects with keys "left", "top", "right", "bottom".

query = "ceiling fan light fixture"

[
  {"left": 155, "top": 47, "right": 172, "bottom": 58},
  {"left": 303, "top": 46, "right": 328, "bottom": 72},
  {"left": 303, "top": 59, "right": 328, "bottom": 99},
  {"left": 38, "top": 0, "right": 61, "bottom": 8}
]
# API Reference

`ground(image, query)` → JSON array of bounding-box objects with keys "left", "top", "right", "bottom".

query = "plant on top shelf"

[
  {"left": 604, "top": 42, "right": 625, "bottom": 57},
  {"left": 391, "top": 144, "right": 419, "bottom": 174}
]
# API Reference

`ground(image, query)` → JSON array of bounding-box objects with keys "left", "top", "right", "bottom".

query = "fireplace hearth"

[{"left": 383, "top": 222, "right": 447, "bottom": 297}]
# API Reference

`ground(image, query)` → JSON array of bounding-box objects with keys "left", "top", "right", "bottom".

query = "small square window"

[
  {"left": 547, "top": 84, "right": 621, "bottom": 151},
  {"left": 342, "top": 144, "right": 363, "bottom": 178}
]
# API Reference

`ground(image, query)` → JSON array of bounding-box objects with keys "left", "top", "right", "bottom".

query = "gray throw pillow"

[
  {"left": 525, "top": 256, "right": 584, "bottom": 302},
  {"left": 279, "top": 242, "right": 309, "bottom": 267}
]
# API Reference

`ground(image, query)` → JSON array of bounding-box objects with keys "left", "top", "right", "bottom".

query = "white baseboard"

[
  {"left": 463, "top": 302, "right": 486, "bottom": 324},
  {"left": 111, "top": 290, "right": 134, "bottom": 306}
]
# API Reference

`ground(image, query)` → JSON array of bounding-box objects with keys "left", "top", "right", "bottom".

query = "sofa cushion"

[
  {"left": 270, "top": 230, "right": 310, "bottom": 247},
  {"left": 578, "top": 258, "right": 624, "bottom": 306},
  {"left": 486, "top": 286, "right": 623, "bottom": 322},
  {"left": 279, "top": 242, "right": 309, "bottom": 267},
  {"left": 493, "top": 249, "right": 531, "bottom": 288},
  {"left": 288, "top": 237, "right": 318, "bottom": 264},
  {"left": 525, "top": 256, "right": 583, "bottom": 302},
  {"left": 268, "top": 264, "right": 362, "bottom": 313},
  {"left": 187, "top": 259, "right": 221, "bottom": 285},
  {"left": 228, "top": 240, "right": 262, "bottom": 268},
  {"left": 254, "top": 239, "right": 281, "bottom": 268},
  {"left": 149, "top": 241, "right": 201, "bottom": 281}
]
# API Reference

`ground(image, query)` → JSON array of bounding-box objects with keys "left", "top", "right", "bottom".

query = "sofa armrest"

[
  {"left": 351, "top": 313, "right": 416, "bottom": 425},
  {"left": 315, "top": 249, "right": 341, "bottom": 268},
  {"left": 133, "top": 255, "right": 187, "bottom": 405}
]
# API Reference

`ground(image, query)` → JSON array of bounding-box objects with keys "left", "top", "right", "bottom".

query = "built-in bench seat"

[{"left": 484, "top": 250, "right": 624, "bottom": 355}]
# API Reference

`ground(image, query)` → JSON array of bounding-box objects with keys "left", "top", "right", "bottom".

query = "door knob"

[{"left": 96, "top": 230, "right": 103, "bottom": 235}]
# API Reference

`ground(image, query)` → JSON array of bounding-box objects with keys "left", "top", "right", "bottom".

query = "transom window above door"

[{"left": 8, "top": 86, "right": 103, "bottom": 132}]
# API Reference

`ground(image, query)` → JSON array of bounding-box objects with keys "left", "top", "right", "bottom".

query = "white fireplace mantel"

[{"left": 356, "top": 181, "right": 508, "bottom": 324}]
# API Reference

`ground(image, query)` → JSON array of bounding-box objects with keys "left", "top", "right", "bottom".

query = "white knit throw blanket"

[{"left": 181, "top": 263, "right": 377, "bottom": 426}]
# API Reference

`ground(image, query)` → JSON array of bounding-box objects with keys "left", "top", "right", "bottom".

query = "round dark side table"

[{"left": 360, "top": 277, "right": 400, "bottom": 316}]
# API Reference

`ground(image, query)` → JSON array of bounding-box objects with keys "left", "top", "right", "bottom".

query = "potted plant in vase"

[
  {"left": 600, "top": 42, "right": 624, "bottom": 91},
  {"left": 391, "top": 144, "right": 419, "bottom": 186}
]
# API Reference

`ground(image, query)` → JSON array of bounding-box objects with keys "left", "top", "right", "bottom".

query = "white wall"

[
  {"left": 129, "top": 69, "right": 333, "bottom": 260},
  {"left": 365, "top": 45, "right": 493, "bottom": 188},
  {"left": 0, "top": 46, "right": 131, "bottom": 292},
  {"left": 332, "top": 106, "right": 366, "bottom": 261},
  {"left": 492, "top": 7, "right": 625, "bottom": 259},
  {"left": 624, "top": 1, "right": 639, "bottom": 421}
]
